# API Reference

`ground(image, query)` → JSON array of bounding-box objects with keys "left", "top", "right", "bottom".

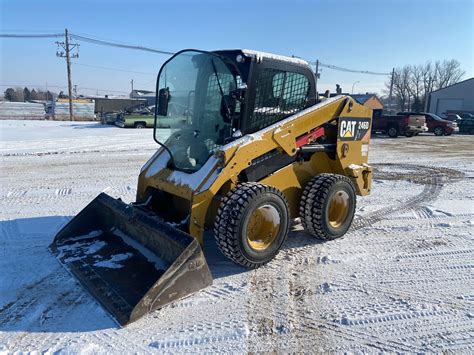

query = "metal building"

[{"left": 427, "top": 78, "right": 474, "bottom": 116}]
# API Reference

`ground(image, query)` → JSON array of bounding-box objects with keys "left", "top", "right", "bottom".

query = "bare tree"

[
  {"left": 421, "top": 61, "right": 436, "bottom": 108},
  {"left": 434, "top": 59, "right": 465, "bottom": 90},
  {"left": 390, "top": 66, "right": 411, "bottom": 111},
  {"left": 385, "top": 59, "right": 465, "bottom": 112},
  {"left": 409, "top": 65, "right": 424, "bottom": 111}
]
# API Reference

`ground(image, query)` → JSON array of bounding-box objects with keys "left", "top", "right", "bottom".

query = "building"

[
  {"left": 351, "top": 94, "right": 384, "bottom": 110},
  {"left": 130, "top": 90, "right": 156, "bottom": 106},
  {"left": 351, "top": 93, "right": 384, "bottom": 118},
  {"left": 93, "top": 97, "right": 146, "bottom": 113},
  {"left": 427, "top": 78, "right": 474, "bottom": 116}
]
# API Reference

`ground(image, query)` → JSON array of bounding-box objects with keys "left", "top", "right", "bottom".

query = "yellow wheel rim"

[
  {"left": 328, "top": 190, "right": 350, "bottom": 229},
  {"left": 246, "top": 204, "right": 281, "bottom": 251}
]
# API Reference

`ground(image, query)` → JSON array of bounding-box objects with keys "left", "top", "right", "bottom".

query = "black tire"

[
  {"left": 387, "top": 126, "right": 399, "bottom": 138},
  {"left": 134, "top": 122, "right": 146, "bottom": 129},
  {"left": 469, "top": 128, "right": 474, "bottom": 135},
  {"left": 433, "top": 126, "right": 445, "bottom": 136},
  {"left": 300, "top": 174, "right": 356, "bottom": 240},
  {"left": 405, "top": 132, "right": 414, "bottom": 137},
  {"left": 213, "top": 183, "right": 290, "bottom": 269}
]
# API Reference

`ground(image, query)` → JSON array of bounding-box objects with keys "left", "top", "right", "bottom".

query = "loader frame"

[{"left": 139, "top": 95, "right": 372, "bottom": 244}]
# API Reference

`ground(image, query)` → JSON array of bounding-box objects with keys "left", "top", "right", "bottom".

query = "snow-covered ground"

[{"left": 0, "top": 120, "right": 473, "bottom": 353}]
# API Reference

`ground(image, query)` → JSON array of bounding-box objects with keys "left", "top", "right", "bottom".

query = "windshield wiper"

[{"left": 211, "top": 59, "right": 231, "bottom": 119}]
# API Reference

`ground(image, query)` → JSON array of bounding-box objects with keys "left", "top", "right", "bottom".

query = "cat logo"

[
  {"left": 340, "top": 120, "right": 357, "bottom": 138},
  {"left": 338, "top": 117, "right": 371, "bottom": 141}
]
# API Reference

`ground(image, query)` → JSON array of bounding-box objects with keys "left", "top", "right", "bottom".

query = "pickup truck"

[
  {"left": 115, "top": 110, "right": 154, "bottom": 128},
  {"left": 372, "top": 114, "right": 427, "bottom": 138},
  {"left": 398, "top": 112, "right": 458, "bottom": 136}
]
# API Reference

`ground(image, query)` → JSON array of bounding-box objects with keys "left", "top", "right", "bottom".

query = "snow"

[
  {"left": 0, "top": 120, "right": 473, "bottom": 353},
  {"left": 241, "top": 49, "right": 309, "bottom": 66},
  {"left": 113, "top": 228, "right": 169, "bottom": 271},
  {"left": 94, "top": 253, "right": 133, "bottom": 269}
]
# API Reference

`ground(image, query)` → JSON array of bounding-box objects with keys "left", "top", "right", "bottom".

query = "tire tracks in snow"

[{"left": 241, "top": 163, "right": 469, "bottom": 352}]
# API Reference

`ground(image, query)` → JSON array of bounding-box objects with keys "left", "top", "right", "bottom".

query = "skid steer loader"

[{"left": 50, "top": 49, "right": 373, "bottom": 325}]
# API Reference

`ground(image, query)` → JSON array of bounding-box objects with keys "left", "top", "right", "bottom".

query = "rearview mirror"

[{"left": 157, "top": 87, "right": 170, "bottom": 116}]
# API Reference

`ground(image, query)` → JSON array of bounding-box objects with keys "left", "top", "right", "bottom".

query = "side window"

[{"left": 250, "top": 68, "right": 309, "bottom": 132}]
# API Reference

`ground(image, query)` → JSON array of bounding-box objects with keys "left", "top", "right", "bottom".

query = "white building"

[
  {"left": 130, "top": 90, "right": 156, "bottom": 106},
  {"left": 427, "top": 78, "right": 474, "bottom": 116}
]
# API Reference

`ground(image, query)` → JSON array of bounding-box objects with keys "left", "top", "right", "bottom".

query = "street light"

[{"left": 351, "top": 81, "right": 360, "bottom": 94}]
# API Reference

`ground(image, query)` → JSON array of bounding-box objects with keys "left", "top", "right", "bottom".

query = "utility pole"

[
  {"left": 56, "top": 28, "right": 79, "bottom": 121},
  {"left": 73, "top": 84, "right": 77, "bottom": 97},
  {"left": 388, "top": 67, "right": 395, "bottom": 114},
  {"left": 131, "top": 79, "right": 134, "bottom": 95},
  {"left": 314, "top": 60, "right": 320, "bottom": 94}
]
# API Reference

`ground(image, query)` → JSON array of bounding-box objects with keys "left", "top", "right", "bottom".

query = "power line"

[
  {"left": 1, "top": 32, "right": 391, "bottom": 75},
  {"left": 71, "top": 62, "right": 155, "bottom": 75},
  {"left": 0, "top": 32, "right": 175, "bottom": 55},
  {"left": 0, "top": 83, "right": 128, "bottom": 94},
  {"left": 70, "top": 34, "right": 175, "bottom": 55},
  {"left": 0, "top": 33, "right": 63, "bottom": 38},
  {"left": 314, "top": 61, "right": 390, "bottom": 76},
  {"left": 1, "top": 31, "right": 392, "bottom": 77},
  {"left": 0, "top": 84, "right": 67, "bottom": 88}
]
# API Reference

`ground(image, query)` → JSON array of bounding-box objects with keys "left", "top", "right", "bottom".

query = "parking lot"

[{"left": 0, "top": 120, "right": 473, "bottom": 352}]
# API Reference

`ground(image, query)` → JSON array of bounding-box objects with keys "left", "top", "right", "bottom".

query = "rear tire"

[
  {"left": 405, "top": 132, "right": 414, "bottom": 137},
  {"left": 134, "top": 122, "right": 146, "bottom": 129},
  {"left": 387, "top": 126, "right": 399, "bottom": 138},
  {"left": 300, "top": 174, "right": 356, "bottom": 240},
  {"left": 434, "top": 126, "right": 445, "bottom": 136},
  {"left": 214, "top": 183, "right": 290, "bottom": 269}
]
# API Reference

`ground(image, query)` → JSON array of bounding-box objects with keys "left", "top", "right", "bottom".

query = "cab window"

[{"left": 250, "top": 68, "right": 310, "bottom": 132}]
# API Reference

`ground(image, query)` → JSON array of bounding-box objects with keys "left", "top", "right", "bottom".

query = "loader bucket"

[{"left": 49, "top": 193, "right": 213, "bottom": 326}]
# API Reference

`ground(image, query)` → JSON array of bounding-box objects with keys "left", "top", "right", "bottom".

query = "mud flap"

[{"left": 49, "top": 193, "right": 213, "bottom": 326}]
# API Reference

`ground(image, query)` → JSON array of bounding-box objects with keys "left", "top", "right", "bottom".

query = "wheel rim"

[
  {"left": 388, "top": 128, "right": 396, "bottom": 136},
  {"left": 328, "top": 190, "right": 350, "bottom": 229},
  {"left": 435, "top": 127, "right": 443, "bottom": 135},
  {"left": 246, "top": 204, "right": 281, "bottom": 251}
]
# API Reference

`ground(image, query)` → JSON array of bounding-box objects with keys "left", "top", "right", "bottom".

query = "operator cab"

[{"left": 154, "top": 49, "right": 316, "bottom": 173}]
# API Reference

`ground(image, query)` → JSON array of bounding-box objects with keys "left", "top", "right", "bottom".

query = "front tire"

[
  {"left": 134, "top": 122, "right": 146, "bottom": 129},
  {"left": 214, "top": 183, "right": 290, "bottom": 268},
  {"left": 433, "top": 126, "right": 445, "bottom": 136},
  {"left": 387, "top": 126, "right": 399, "bottom": 138},
  {"left": 300, "top": 174, "right": 356, "bottom": 240}
]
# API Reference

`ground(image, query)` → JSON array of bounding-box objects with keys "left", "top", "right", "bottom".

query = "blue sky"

[{"left": 1, "top": 0, "right": 473, "bottom": 96}]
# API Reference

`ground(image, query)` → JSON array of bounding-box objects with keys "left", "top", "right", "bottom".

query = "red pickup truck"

[
  {"left": 398, "top": 112, "right": 458, "bottom": 136},
  {"left": 372, "top": 114, "right": 427, "bottom": 138}
]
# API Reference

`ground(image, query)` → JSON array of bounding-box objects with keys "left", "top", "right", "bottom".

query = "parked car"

[
  {"left": 102, "top": 112, "right": 119, "bottom": 125},
  {"left": 458, "top": 113, "right": 474, "bottom": 119},
  {"left": 115, "top": 111, "right": 154, "bottom": 128},
  {"left": 398, "top": 112, "right": 458, "bottom": 136},
  {"left": 372, "top": 114, "right": 427, "bottom": 138},
  {"left": 458, "top": 118, "right": 474, "bottom": 134},
  {"left": 445, "top": 113, "right": 462, "bottom": 122}
]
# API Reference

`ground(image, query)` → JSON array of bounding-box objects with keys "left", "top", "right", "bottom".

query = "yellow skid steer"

[{"left": 50, "top": 49, "right": 373, "bottom": 325}]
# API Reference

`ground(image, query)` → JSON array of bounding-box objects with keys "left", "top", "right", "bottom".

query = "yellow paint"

[{"left": 136, "top": 96, "right": 373, "bottom": 244}]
